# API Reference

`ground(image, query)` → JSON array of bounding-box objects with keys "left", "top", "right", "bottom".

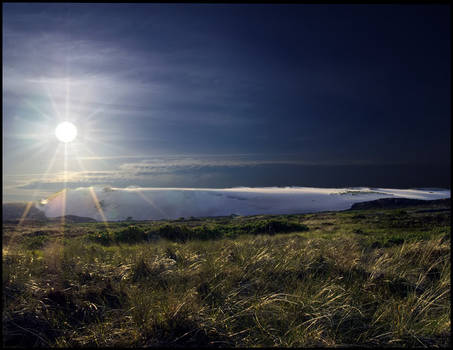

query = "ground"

[{"left": 2, "top": 200, "right": 450, "bottom": 347}]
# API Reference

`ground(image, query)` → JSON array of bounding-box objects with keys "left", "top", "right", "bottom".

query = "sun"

[{"left": 55, "top": 121, "right": 77, "bottom": 143}]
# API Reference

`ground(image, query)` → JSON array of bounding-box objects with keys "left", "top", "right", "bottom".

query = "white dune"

[{"left": 39, "top": 186, "right": 451, "bottom": 221}]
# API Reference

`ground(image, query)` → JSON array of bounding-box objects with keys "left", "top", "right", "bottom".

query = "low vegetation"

[
  {"left": 86, "top": 219, "right": 308, "bottom": 245},
  {"left": 2, "top": 203, "right": 450, "bottom": 347}
]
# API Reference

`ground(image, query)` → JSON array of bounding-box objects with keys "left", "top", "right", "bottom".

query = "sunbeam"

[
  {"left": 43, "top": 80, "right": 63, "bottom": 120},
  {"left": 5, "top": 201, "right": 35, "bottom": 251},
  {"left": 59, "top": 143, "right": 69, "bottom": 234},
  {"left": 25, "top": 99, "right": 54, "bottom": 123},
  {"left": 17, "top": 201, "right": 33, "bottom": 226},
  {"left": 82, "top": 106, "right": 104, "bottom": 123},
  {"left": 75, "top": 143, "right": 110, "bottom": 172},
  {"left": 71, "top": 144, "right": 88, "bottom": 180},
  {"left": 134, "top": 189, "right": 168, "bottom": 218},
  {"left": 5, "top": 143, "right": 63, "bottom": 249},
  {"left": 88, "top": 186, "right": 111, "bottom": 233}
]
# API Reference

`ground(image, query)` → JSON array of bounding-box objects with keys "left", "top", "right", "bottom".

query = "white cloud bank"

[{"left": 38, "top": 187, "right": 451, "bottom": 221}]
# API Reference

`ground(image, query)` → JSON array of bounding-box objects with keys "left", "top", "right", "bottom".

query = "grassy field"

[{"left": 2, "top": 202, "right": 450, "bottom": 347}]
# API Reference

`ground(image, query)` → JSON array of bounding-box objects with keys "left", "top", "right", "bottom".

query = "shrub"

[
  {"left": 232, "top": 219, "right": 308, "bottom": 236},
  {"left": 192, "top": 225, "right": 223, "bottom": 240},
  {"left": 114, "top": 225, "right": 146, "bottom": 243},
  {"left": 87, "top": 220, "right": 308, "bottom": 245},
  {"left": 149, "top": 219, "right": 308, "bottom": 242},
  {"left": 23, "top": 235, "right": 49, "bottom": 250},
  {"left": 87, "top": 231, "right": 113, "bottom": 245},
  {"left": 154, "top": 225, "right": 191, "bottom": 242}
]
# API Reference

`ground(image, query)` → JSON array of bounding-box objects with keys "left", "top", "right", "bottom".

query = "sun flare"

[{"left": 55, "top": 121, "right": 77, "bottom": 143}]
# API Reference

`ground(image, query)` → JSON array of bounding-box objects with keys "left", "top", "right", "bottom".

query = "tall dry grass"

[{"left": 3, "top": 212, "right": 450, "bottom": 347}]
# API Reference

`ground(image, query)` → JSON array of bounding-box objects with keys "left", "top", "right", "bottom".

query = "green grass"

[
  {"left": 85, "top": 218, "right": 309, "bottom": 245},
  {"left": 2, "top": 204, "right": 450, "bottom": 347}
]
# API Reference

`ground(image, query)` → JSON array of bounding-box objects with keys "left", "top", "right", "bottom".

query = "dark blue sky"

[{"left": 3, "top": 4, "right": 451, "bottom": 201}]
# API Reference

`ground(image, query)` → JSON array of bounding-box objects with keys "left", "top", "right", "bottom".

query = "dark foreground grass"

[{"left": 2, "top": 205, "right": 450, "bottom": 347}]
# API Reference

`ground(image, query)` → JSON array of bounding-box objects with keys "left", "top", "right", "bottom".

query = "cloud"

[
  {"left": 39, "top": 186, "right": 451, "bottom": 221},
  {"left": 117, "top": 156, "right": 377, "bottom": 172},
  {"left": 14, "top": 155, "right": 445, "bottom": 199},
  {"left": 3, "top": 19, "right": 259, "bottom": 126}
]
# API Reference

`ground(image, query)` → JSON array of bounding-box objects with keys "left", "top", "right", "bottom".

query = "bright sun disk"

[{"left": 55, "top": 121, "right": 77, "bottom": 143}]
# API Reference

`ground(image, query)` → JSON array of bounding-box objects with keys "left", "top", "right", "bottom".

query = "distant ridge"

[
  {"left": 2, "top": 202, "right": 47, "bottom": 221},
  {"left": 2, "top": 203, "right": 97, "bottom": 222},
  {"left": 349, "top": 198, "right": 451, "bottom": 210},
  {"left": 50, "top": 215, "right": 97, "bottom": 223}
]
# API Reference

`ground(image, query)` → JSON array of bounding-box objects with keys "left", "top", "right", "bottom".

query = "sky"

[{"left": 3, "top": 4, "right": 451, "bottom": 202}]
